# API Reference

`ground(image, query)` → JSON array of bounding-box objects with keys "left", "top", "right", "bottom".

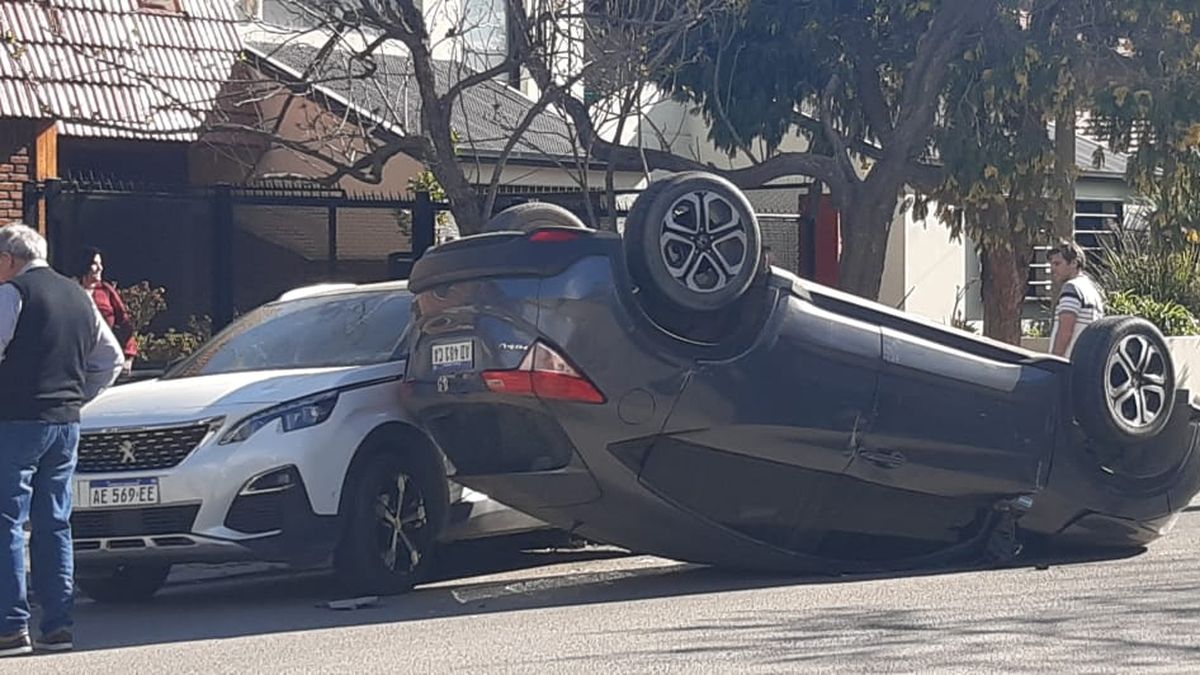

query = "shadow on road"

[{"left": 65, "top": 537, "right": 1148, "bottom": 654}]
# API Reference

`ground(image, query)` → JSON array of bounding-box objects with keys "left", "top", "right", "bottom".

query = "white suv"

[{"left": 74, "top": 281, "right": 545, "bottom": 602}]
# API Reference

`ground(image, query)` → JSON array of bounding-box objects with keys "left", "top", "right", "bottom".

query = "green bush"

[
  {"left": 121, "top": 282, "right": 213, "bottom": 366},
  {"left": 136, "top": 315, "right": 213, "bottom": 365},
  {"left": 1106, "top": 290, "right": 1200, "bottom": 337},
  {"left": 1096, "top": 229, "right": 1200, "bottom": 317},
  {"left": 121, "top": 281, "right": 168, "bottom": 334}
]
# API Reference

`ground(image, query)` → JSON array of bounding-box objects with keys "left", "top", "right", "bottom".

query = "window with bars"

[{"left": 1025, "top": 200, "right": 1124, "bottom": 301}]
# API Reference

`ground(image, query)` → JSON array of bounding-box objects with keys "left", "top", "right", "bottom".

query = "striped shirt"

[{"left": 1050, "top": 274, "right": 1105, "bottom": 357}]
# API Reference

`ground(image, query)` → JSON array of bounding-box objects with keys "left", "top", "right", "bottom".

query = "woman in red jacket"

[{"left": 75, "top": 246, "right": 137, "bottom": 374}]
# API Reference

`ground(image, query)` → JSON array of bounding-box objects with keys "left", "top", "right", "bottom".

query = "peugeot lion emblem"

[{"left": 118, "top": 440, "right": 137, "bottom": 465}]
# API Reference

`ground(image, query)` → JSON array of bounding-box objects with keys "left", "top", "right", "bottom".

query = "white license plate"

[
  {"left": 75, "top": 478, "right": 160, "bottom": 509},
  {"left": 432, "top": 340, "right": 474, "bottom": 369}
]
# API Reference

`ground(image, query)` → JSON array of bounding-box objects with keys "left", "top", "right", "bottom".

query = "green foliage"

[
  {"left": 121, "top": 281, "right": 213, "bottom": 366},
  {"left": 1081, "top": 2, "right": 1200, "bottom": 245},
  {"left": 407, "top": 170, "right": 447, "bottom": 202},
  {"left": 658, "top": 0, "right": 943, "bottom": 158},
  {"left": 407, "top": 166, "right": 452, "bottom": 229},
  {"left": 647, "top": 0, "right": 1200, "bottom": 305},
  {"left": 136, "top": 316, "right": 213, "bottom": 365},
  {"left": 121, "top": 281, "right": 168, "bottom": 335},
  {"left": 1106, "top": 290, "right": 1200, "bottom": 336},
  {"left": 1095, "top": 228, "right": 1200, "bottom": 316},
  {"left": 928, "top": 1, "right": 1065, "bottom": 250}
]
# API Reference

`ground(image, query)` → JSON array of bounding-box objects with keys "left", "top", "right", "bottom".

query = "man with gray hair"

[{"left": 0, "top": 223, "right": 123, "bottom": 656}]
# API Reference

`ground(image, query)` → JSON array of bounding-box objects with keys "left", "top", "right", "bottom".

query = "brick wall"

[{"left": 0, "top": 120, "right": 35, "bottom": 224}]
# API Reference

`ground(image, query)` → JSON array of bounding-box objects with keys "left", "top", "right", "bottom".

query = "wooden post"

[{"left": 31, "top": 121, "right": 57, "bottom": 234}]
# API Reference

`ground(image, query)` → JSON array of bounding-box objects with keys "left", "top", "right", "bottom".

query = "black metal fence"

[
  {"left": 23, "top": 178, "right": 445, "bottom": 333},
  {"left": 491, "top": 182, "right": 816, "bottom": 278},
  {"left": 20, "top": 177, "right": 816, "bottom": 351}
]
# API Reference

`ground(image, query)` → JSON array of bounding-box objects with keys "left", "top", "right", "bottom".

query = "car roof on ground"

[{"left": 275, "top": 280, "right": 410, "bottom": 302}]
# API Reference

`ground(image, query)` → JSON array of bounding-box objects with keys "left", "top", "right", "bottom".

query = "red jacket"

[{"left": 90, "top": 282, "right": 138, "bottom": 360}]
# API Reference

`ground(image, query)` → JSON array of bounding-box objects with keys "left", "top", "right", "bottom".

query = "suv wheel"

[
  {"left": 1072, "top": 316, "right": 1177, "bottom": 446},
  {"left": 334, "top": 450, "right": 448, "bottom": 595},
  {"left": 623, "top": 172, "right": 762, "bottom": 313},
  {"left": 77, "top": 563, "right": 172, "bottom": 603}
]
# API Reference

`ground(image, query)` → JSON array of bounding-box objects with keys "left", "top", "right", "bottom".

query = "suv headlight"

[{"left": 219, "top": 391, "right": 339, "bottom": 445}]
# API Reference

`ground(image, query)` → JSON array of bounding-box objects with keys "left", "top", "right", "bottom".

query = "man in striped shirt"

[{"left": 1048, "top": 239, "right": 1105, "bottom": 358}]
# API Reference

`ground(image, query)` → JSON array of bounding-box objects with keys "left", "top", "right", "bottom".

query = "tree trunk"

[
  {"left": 835, "top": 188, "right": 901, "bottom": 300},
  {"left": 1050, "top": 106, "right": 1077, "bottom": 300},
  {"left": 430, "top": 156, "right": 484, "bottom": 236},
  {"left": 980, "top": 241, "right": 1031, "bottom": 345}
]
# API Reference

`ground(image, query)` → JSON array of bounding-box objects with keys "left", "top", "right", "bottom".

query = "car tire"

[
  {"left": 623, "top": 172, "right": 762, "bottom": 313},
  {"left": 482, "top": 202, "right": 588, "bottom": 233},
  {"left": 334, "top": 449, "right": 448, "bottom": 596},
  {"left": 1071, "top": 316, "right": 1177, "bottom": 446},
  {"left": 76, "top": 563, "right": 172, "bottom": 603}
]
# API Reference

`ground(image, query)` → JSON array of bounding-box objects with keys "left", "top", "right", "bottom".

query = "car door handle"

[{"left": 859, "top": 449, "right": 906, "bottom": 469}]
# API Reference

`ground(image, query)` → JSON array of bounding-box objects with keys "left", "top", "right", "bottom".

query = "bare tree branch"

[
  {"left": 894, "top": 0, "right": 993, "bottom": 151},
  {"left": 821, "top": 75, "right": 857, "bottom": 184}
]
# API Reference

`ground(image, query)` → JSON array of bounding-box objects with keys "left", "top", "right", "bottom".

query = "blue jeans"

[{"left": 0, "top": 421, "right": 78, "bottom": 636}]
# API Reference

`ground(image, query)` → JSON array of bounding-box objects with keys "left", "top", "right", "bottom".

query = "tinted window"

[{"left": 166, "top": 289, "right": 411, "bottom": 378}]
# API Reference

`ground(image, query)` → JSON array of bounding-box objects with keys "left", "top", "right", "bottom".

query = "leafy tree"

[
  {"left": 637, "top": 0, "right": 1200, "bottom": 337},
  {"left": 1083, "top": 2, "right": 1200, "bottom": 244},
  {"left": 880, "top": 0, "right": 1200, "bottom": 343},
  {"left": 925, "top": 2, "right": 1068, "bottom": 343},
  {"left": 613, "top": 0, "right": 996, "bottom": 299}
]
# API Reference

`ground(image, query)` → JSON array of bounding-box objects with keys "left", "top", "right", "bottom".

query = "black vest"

[{"left": 0, "top": 266, "right": 99, "bottom": 423}]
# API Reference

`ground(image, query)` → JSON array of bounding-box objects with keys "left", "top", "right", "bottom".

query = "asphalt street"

[{"left": 7, "top": 508, "right": 1200, "bottom": 674}]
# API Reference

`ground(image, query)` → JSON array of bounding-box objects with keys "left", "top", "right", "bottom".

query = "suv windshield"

[{"left": 165, "top": 289, "right": 412, "bottom": 379}]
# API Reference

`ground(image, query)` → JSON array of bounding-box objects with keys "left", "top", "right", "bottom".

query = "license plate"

[
  {"left": 432, "top": 340, "right": 474, "bottom": 370},
  {"left": 75, "top": 478, "right": 160, "bottom": 509}
]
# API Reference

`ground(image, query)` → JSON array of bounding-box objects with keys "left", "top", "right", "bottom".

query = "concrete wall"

[
  {"left": 1022, "top": 335, "right": 1200, "bottom": 404},
  {"left": 878, "top": 206, "right": 908, "bottom": 310},
  {"left": 1168, "top": 337, "right": 1200, "bottom": 403},
  {"left": 633, "top": 97, "right": 813, "bottom": 170},
  {"left": 878, "top": 197, "right": 968, "bottom": 324}
]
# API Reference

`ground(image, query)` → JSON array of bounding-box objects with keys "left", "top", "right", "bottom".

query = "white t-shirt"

[{"left": 1050, "top": 274, "right": 1105, "bottom": 357}]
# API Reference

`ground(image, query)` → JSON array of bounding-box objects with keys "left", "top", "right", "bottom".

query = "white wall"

[
  {"left": 878, "top": 207, "right": 908, "bottom": 310},
  {"left": 630, "top": 97, "right": 813, "bottom": 170},
  {"left": 879, "top": 197, "right": 969, "bottom": 324}
]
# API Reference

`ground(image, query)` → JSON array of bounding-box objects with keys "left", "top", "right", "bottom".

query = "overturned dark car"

[{"left": 400, "top": 173, "right": 1200, "bottom": 573}]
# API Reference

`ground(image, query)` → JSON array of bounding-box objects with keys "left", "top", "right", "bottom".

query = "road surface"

[{"left": 12, "top": 508, "right": 1200, "bottom": 673}]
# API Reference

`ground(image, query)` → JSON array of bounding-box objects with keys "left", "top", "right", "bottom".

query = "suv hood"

[{"left": 82, "top": 362, "right": 406, "bottom": 428}]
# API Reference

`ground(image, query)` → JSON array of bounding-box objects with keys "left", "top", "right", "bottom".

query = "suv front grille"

[
  {"left": 78, "top": 421, "right": 217, "bottom": 473},
  {"left": 72, "top": 505, "right": 201, "bottom": 539}
]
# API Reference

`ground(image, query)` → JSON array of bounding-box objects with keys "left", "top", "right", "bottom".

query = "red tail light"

[
  {"left": 528, "top": 229, "right": 583, "bottom": 243},
  {"left": 482, "top": 342, "right": 605, "bottom": 404}
]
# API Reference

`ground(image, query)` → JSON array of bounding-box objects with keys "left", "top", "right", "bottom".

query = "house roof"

[
  {"left": 1075, "top": 134, "right": 1128, "bottom": 179},
  {"left": 0, "top": 0, "right": 242, "bottom": 140},
  {"left": 244, "top": 38, "right": 579, "bottom": 161}
]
